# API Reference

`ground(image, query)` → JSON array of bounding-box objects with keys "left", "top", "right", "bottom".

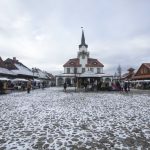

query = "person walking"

[
  {"left": 63, "top": 82, "right": 67, "bottom": 92},
  {"left": 0, "top": 81, "right": 3, "bottom": 94},
  {"left": 27, "top": 80, "right": 32, "bottom": 93},
  {"left": 124, "top": 82, "right": 128, "bottom": 92}
]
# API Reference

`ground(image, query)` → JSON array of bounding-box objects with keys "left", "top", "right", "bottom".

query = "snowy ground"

[{"left": 0, "top": 87, "right": 150, "bottom": 150}]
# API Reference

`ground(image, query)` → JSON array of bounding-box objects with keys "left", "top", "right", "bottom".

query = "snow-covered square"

[{"left": 0, "top": 88, "right": 150, "bottom": 150}]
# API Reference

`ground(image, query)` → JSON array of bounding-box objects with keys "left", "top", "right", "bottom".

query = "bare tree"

[{"left": 117, "top": 65, "right": 122, "bottom": 80}]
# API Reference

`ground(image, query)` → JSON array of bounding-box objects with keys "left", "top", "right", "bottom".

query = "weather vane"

[{"left": 81, "top": 27, "right": 84, "bottom": 31}]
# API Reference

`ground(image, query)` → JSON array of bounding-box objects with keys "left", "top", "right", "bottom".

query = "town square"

[
  {"left": 0, "top": 88, "right": 150, "bottom": 149},
  {"left": 0, "top": 0, "right": 150, "bottom": 149}
]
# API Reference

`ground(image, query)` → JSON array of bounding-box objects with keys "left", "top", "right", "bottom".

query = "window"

[
  {"left": 97, "top": 68, "right": 100, "bottom": 73},
  {"left": 144, "top": 68, "right": 148, "bottom": 74},
  {"left": 67, "top": 68, "right": 70, "bottom": 74},
  {"left": 140, "top": 69, "right": 144, "bottom": 74},
  {"left": 74, "top": 68, "right": 77, "bottom": 74},
  {"left": 82, "top": 55, "right": 85, "bottom": 59},
  {"left": 82, "top": 68, "right": 85, "bottom": 73},
  {"left": 90, "top": 68, "right": 94, "bottom": 72}
]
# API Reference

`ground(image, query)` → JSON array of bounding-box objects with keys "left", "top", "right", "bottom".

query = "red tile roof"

[
  {"left": 132, "top": 63, "right": 150, "bottom": 79},
  {"left": 143, "top": 63, "right": 150, "bottom": 69},
  {"left": 132, "top": 74, "right": 150, "bottom": 79},
  {"left": 63, "top": 58, "right": 104, "bottom": 67},
  {"left": 63, "top": 58, "right": 81, "bottom": 67},
  {"left": 86, "top": 58, "right": 104, "bottom": 67}
]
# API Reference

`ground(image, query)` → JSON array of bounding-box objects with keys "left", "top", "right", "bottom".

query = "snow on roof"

[
  {"left": 56, "top": 73, "right": 78, "bottom": 77},
  {"left": 80, "top": 71, "right": 98, "bottom": 77},
  {"left": 38, "top": 71, "right": 48, "bottom": 79},
  {"left": 12, "top": 64, "right": 33, "bottom": 76},
  {"left": 0, "top": 77, "right": 10, "bottom": 81},
  {"left": 0, "top": 67, "right": 16, "bottom": 75},
  {"left": 56, "top": 72, "right": 113, "bottom": 78},
  {"left": 33, "top": 79, "right": 42, "bottom": 82},
  {"left": 80, "top": 72, "right": 113, "bottom": 78},
  {"left": 34, "top": 69, "right": 49, "bottom": 79}
]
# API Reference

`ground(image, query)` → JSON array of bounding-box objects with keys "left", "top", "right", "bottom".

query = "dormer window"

[
  {"left": 93, "top": 62, "right": 97, "bottom": 65},
  {"left": 70, "top": 62, "right": 74, "bottom": 65}
]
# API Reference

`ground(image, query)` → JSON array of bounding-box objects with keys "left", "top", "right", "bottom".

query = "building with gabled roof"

[
  {"left": 132, "top": 63, "right": 150, "bottom": 80},
  {"left": 0, "top": 57, "right": 16, "bottom": 78},
  {"left": 56, "top": 30, "right": 112, "bottom": 86},
  {"left": 4, "top": 57, "right": 34, "bottom": 79},
  {"left": 122, "top": 68, "right": 135, "bottom": 81}
]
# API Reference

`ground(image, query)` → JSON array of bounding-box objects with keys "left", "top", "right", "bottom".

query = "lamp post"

[
  {"left": 32, "top": 68, "right": 34, "bottom": 80},
  {"left": 74, "top": 66, "right": 77, "bottom": 92}
]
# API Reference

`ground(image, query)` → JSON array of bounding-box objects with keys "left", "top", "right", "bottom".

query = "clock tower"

[{"left": 78, "top": 30, "right": 89, "bottom": 68}]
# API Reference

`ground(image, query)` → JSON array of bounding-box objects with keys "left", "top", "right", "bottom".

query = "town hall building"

[{"left": 56, "top": 30, "right": 112, "bottom": 86}]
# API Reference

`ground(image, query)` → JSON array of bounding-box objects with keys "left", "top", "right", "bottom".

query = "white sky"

[{"left": 0, "top": 0, "right": 150, "bottom": 74}]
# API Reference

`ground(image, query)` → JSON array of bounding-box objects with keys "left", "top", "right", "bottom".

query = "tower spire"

[{"left": 79, "top": 27, "right": 88, "bottom": 48}]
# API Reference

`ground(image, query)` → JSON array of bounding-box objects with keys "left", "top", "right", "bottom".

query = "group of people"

[
  {"left": 0, "top": 80, "right": 48, "bottom": 94},
  {"left": 63, "top": 80, "right": 131, "bottom": 92}
]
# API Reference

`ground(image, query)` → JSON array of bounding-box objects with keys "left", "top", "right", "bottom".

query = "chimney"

[
  {"left": 13, "top": 57, "right": 17, "bottom": 63},
  {"left": 13, "top": 57, "right": 16, "bottom": 60},
  {"left": 128, "top": 68, "right": 135, "bottom": 74}
]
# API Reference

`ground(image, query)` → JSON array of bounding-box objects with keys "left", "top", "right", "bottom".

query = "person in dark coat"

[
  {"left": 84, "top": 81, "right": 88, "bottom": 91},
  {"left": 124, "top": 82, "right": 128, "bottom": 92},
  {"left": 63, "top": 82, "right": 67, "bottom": 92},
  {"left": 27, "top": 80, "right": 32, "bottom": 93},
  {"left": 0, "top": 81, "right": 3, "bottom": 94}
]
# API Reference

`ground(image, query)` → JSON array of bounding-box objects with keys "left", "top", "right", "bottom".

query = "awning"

[
  {"left": 12, "top": 78, "right": 29, "bottom": 82},
  {"left": 133, "top": 80, "right": 150, "bottom": 83},
  {"left": 79, "top": 71, "right": 113, "bottom": 78},
  {"left": 80, "top": 71, "right": 98, "bottom": 77}
]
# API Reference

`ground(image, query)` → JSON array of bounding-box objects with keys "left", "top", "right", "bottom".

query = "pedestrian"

[
  {"left": 38, "top": 82, "right": 40, "bottom": 88},
  {"left": 124, "top": 82, "right": 128, "bottom": 92},
  {"left": 0, "top": 81, "right": 3, "bottom": 94},
  {"left": 120, "top": 82, "right": 124, "bottom": 91},
  {"left": 63, "top": 82, "right": 67, "bottom": 92},
  {"left": 42, "top": 81, "right": 45, "bottom": 90},
  {"left": 127, "top": 81, "right": 130, "bottom": 91},
  {"left": 27, "top": 80, "right": 32, "bottom": 93},
  {"left": 84, "top": 81, "right": 88, "bottom": 91}
]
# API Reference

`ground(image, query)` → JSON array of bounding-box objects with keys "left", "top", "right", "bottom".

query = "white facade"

[
  {"left": 56, "top": 30, "right": 111, "bottom": 86},
  {"left": 64, "top": 67, "right": 103, "bottom": 74}
]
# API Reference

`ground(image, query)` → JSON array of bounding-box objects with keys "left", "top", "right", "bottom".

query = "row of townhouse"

[{"left": 0, "top": 57, "right": 55, "bottom": 86}]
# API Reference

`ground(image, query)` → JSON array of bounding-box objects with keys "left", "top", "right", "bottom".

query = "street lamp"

[
  {"left": 74, "top": 66, "right": 77, "bottom": 92},
  {"left": 32, "top": 68, "right": 35, "bottom": 80}
]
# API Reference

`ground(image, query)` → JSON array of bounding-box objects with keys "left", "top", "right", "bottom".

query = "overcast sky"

[{"left": 0, "top": 0, "right": 150, "bottom": 74}]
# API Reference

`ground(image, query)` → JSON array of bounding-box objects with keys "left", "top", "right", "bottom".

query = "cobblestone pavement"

[{"left": 0, "top": 88, "right": 150, "bottom": 150}]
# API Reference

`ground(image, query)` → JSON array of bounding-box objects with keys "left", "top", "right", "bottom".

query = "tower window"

[{"left": 82, "top": 55, "right": 85, "bottom": 59}]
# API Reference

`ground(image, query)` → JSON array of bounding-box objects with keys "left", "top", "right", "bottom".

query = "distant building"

[
  {"left": 132, "top": 63, "right": 150, "bottom": 80},
  {"left": 122, "top": 68, "right": 135, "bottom": 81},
  {"left": 56, "top": 30, "right": 112, "bottom": 86},
  {"left": 0, "top": 57, "right": 15, "bottom": 78},
  {"left": 32, "top": 68, "right": 53, "bottom": 86},
  {"left": 4, "top": 57, "right": 34, "bottom": 79}
]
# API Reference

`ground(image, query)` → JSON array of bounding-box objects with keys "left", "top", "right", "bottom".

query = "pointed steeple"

[{"left": 79, "top": 29, "right": 88, "bottom": 48}]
